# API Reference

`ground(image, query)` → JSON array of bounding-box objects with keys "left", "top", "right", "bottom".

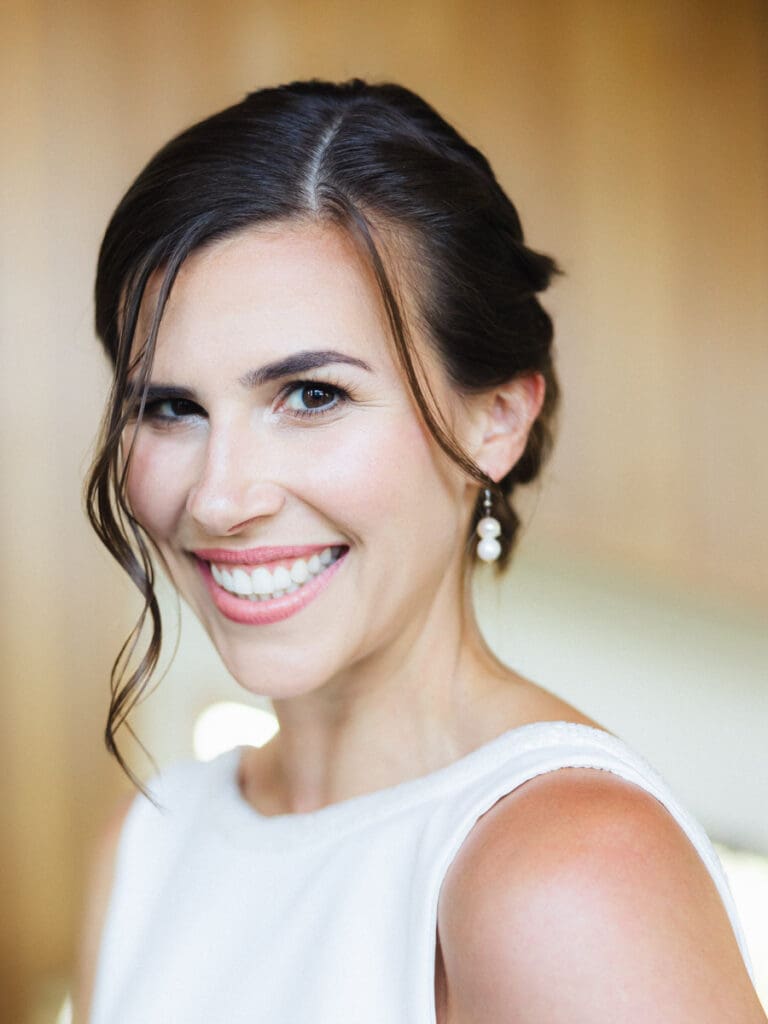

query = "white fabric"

[{"left": 90, "top": 721, "right": 754, "bottom": 1023}]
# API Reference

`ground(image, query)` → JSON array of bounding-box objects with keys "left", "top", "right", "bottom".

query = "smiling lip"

[
  {"left": 194, "top": 547, "right": 348, "bottom": 626},
  {"left": 193, "top": 544, "right": 333, "bottom": 566}
]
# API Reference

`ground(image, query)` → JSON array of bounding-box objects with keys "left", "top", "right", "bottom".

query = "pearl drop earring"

[{"left": 476, "top": 488, "right": 502, "bottom": 562}]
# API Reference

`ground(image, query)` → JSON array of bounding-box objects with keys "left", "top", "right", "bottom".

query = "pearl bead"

[
  {"left": 476, "top": 516, "right": 501, "bottom": 539},
  {"left": 477, "top": 536, "right": 501, "bottom": 562}
]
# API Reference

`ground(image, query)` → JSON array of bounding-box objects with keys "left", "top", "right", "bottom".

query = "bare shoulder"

[
  {"left": 71, "top": 792, "right": 137, "bottom": 1024},
  {"left": 437, "top": 768, "right": 765, "bottom": 1023}
]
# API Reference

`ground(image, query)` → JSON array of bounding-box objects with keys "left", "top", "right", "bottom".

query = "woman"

[{"left": 76, "top": 79, "right": 764, "bottom": 1022}]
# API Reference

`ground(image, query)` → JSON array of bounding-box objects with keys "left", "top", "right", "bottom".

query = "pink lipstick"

[
  {"left": 193, "top": 546, "right": 348, "bottom": 626},
  {"left": 194, "top": 544, "right": 331, "bottom": 566}
]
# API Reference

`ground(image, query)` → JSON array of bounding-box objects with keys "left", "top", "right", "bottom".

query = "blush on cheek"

[
  {"left": 302, "top": 412, "right": 447, "bottom": 531},
  {"left": 124, "top": 441, "right": 184, "bottom": 540}
]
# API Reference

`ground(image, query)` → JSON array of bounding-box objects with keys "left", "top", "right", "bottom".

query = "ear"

[{"left": 466, "top": 372, "right": 546, "bottom": 483}]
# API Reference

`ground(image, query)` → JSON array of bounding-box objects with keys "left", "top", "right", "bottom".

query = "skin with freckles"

[{"left": 125, "top": 218, "right": 585, "bottom": 815}]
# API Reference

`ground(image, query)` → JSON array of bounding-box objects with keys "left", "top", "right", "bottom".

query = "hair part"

[{"left": 86, "top": 78, "right": 561, "bottom": 793}]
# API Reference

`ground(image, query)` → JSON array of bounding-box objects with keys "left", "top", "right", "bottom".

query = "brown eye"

[
  {"left": 143, "top": 396, "right": 205, "bottom": 422},
  {"left": 283, "top": 381, "right": 347, "bottom": 418},
  {"left": 302, "top": 385, "right": 334, "bottom": 408}
]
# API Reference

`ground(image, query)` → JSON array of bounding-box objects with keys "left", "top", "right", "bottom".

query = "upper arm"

[
  {"left": 437, "top": 769, "right": 765, "bottom": 1024},
  {"left": 72, "top": 793, "right": 136, "bottom": 1024}
]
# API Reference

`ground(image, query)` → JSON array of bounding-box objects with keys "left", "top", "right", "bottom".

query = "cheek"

[
  {"left": 124, "top": 434, "right": 188, "bottom": 539},
  {"left": 298, "top": 410, "right": 455, "bottom": 540}
]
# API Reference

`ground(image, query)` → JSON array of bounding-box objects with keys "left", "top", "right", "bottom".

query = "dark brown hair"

[{"left": 86, "top": 78, "right": 560, "bottom": 790}]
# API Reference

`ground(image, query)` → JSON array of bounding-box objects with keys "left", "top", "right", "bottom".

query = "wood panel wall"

[{"left": 1, "top": 1, "right": 766, "bottom": 1019}]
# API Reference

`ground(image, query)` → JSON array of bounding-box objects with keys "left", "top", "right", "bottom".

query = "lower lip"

[{"left": 195, "top": 551, "right": 348, "bottom": 626}]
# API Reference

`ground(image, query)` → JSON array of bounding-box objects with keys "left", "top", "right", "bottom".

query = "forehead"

[{"left": 136, "top": 220, "right": 400, "bottom": 376}]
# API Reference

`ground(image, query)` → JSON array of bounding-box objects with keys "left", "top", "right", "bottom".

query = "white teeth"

[
  {"left": 272, "top": 566, "right": 292, "bottom": 591},
  {"left": 251, "top": 566, "right": 272, "bottom": 596},
  {"left": 290, "top": 559, "right": 309, "bottom": 584},
  {"left": 211, "top": 547, "right": 345, "bottom": 600},
  {"left": 231, "top": 568, "right": 253, "bottom": 596}
]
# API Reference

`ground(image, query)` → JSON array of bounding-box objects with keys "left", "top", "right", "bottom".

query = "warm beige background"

[{"left": 1, "top": 1, "right": 766, "bottom": 1020}]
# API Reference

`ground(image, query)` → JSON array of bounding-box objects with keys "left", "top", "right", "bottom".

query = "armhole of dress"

[{"left": 420, "top": 752, "right": 755, "bottom": 1024}]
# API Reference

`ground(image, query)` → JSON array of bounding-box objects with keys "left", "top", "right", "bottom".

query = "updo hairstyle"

[{"left": 86, "top": 78, "right": 560, "bottom": 787}]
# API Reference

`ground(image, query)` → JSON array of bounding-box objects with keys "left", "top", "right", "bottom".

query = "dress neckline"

[{"left": 211, "top": 720, "right": 618, "bottom": 848}]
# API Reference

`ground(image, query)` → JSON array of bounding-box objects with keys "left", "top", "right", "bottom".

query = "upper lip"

[{"left": 192, "top": 544, "right": 344, "bottom": 566}]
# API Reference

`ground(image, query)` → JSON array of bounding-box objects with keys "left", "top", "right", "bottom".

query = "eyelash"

[
  {"left": 138, "top": 379, "right": 351, "bottom": 425},
  {"left": 279, "top": 379, "right": 350, "bottom": 418},
  {"left": 138, "top": 397, "right": 203, "bottom": 424}
]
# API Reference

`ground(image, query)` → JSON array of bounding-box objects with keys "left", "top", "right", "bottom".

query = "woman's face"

[{"left": 125, "top": 221, "right": 480, "bottom": 698}]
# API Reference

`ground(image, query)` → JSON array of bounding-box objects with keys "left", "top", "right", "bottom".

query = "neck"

[{"left": 242, "top": 571, "right": 522, "bottom": 816}]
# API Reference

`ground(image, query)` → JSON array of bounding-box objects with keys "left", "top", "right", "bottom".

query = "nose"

[{"left": 185, "top": 422, "right": 285, "bottom": 537}]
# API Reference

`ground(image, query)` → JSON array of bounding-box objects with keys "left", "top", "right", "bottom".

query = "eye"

[
  {"left": 142, "top": 396, "right": 205, "bottom": 424},
  {"left": 281, "top": 381, "right": 348, "bottom": 418}
]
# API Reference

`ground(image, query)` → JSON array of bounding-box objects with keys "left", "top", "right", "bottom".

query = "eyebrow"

[
  {"left": 238, "top": 349, "right": 372, "bottom": 387},
  {"left": 137, "top": 350, "right": 373, "bottom": 403}
]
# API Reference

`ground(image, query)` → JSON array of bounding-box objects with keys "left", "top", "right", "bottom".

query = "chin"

[{"left": 216, "top": 644, "right": 340, "bottom": 702}]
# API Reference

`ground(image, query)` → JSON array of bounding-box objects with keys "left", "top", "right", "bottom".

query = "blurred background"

[{"left": 1, "top": 0, "right": 766, "bottom": 1020}]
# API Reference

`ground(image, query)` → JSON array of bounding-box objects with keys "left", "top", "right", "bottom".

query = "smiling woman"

[{"left": 76, "top": 80, "right": 766, "bottom": 1024}]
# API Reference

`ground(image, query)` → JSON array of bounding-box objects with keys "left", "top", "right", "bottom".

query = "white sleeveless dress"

[{"left": 89, "top": 722, "right": 754, "bottom": 1023}]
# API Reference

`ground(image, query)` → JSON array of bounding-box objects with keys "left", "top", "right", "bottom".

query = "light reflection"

[
  {"left": 193, "top": 700, "right": 279, "bottom": 761},
  {"left": 56, "top": 993, "right": 72, "bottom": 1024},
  {"left": 715, "top": 842, "right": 768, "bottom": 1011}
]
